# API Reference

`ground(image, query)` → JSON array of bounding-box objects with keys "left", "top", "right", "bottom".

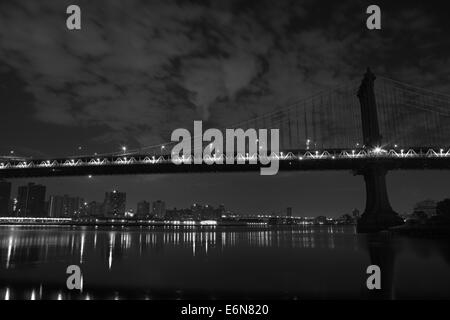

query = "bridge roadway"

[{"left": 1, "top": 148, "right": 450, "bottom": 178}]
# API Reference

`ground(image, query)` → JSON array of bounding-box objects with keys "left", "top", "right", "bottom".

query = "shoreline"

[
  {"left": 0, "top": 222, "right": 353, "bottom": 228},
  {"left": 390, "top": 224, "right": 450, "bottom": 238}
]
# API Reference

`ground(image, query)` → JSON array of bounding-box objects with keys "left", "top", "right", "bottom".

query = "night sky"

[{"left": 1, "top": 0, "right": 450, "bottom": 216}]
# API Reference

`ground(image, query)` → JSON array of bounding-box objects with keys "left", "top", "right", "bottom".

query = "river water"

[{"left": 0, "top": 225, "right": 449, "bottom": 300}]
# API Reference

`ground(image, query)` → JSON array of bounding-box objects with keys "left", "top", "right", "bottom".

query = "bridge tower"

[{"left": 356, "top": 69, "right": 404, "bottom": 233}]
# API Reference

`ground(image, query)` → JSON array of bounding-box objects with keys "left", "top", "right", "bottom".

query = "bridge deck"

[{"left": 1, "top": 148, "right": 450, "bottom": 178}]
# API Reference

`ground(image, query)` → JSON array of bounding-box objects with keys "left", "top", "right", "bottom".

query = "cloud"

[{"left": 0, "top": 0, "right": 449, "bottom": 154}]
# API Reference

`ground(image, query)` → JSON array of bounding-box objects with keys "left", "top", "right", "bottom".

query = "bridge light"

[
  {"left": 373, "top": 146, "right": 383, "bottom": 154},
  {"left": 121, "top": 146, "right": 127, "bottom": 152}
]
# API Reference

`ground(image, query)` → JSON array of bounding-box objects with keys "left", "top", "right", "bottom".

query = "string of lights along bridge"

[{"left": 1, "top": 71, "right": 450, "bottom": 177}]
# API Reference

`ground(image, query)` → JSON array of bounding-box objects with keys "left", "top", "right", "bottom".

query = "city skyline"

[
  {"left": 0, "top": 179, "right": 290, "bottom": 218},
  {"left": 2, "top": 176, "right": 448, "bottom": 219}
]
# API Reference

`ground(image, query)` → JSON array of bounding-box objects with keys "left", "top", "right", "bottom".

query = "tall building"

[
  {"left": 11, "top": 198, "right": 18, "bottom": 215},
  {"left": 65, "top": 196, "right": 84, "bottom": 217},
  {"left": 0, "top": 180, "right": 12, "bottom": 217},
  {"left": 16, "top": 183, "right": 46, "bottom": 217},
  {"left": 152, "top": 200, "right": 166, "bottom": 218},
  {"left": 103, "top": 190, "right": 126, "bottom": 217},
  {"left": 48, "top": 195, "right": 63, "bottom": 218},
  {"left": 286, "top": 207, "right": 293, "bottom": 217},
  {"left": 48, "top": 195, "right": 84, "bottom": 218},
  {"left": 191, "top": 203, "right": 202, "bottom": 220},
  {"left": 85, "top": 201, "right": 103, "bottom": 217},
  {"left": 137, "top": 201, "right": 150, "bottom": 217}
]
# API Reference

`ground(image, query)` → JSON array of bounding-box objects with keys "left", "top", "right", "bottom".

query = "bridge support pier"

[
  {"left": 357, "top": 165, "right": 404, "bottom": 233},
  {"left": 356, "top": 68, "right": 404, "bottom": 233}
]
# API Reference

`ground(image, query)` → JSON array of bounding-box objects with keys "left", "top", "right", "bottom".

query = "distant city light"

[
  {"left": 200, "top": 220, "right": 217, "bottom": 226},
  {"left": 121, "top": 146, "right": 127, "bottom": 152},
  {"left": 0, "top": 217, "right": 71, "bottom": 222},
  {"left": 125, "top": 211, "right": 134, "bottom": 217}
]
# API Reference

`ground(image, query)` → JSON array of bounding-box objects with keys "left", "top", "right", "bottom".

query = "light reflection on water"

[{"left": 0, "top": 225, "right": 449, "bottom": 300}]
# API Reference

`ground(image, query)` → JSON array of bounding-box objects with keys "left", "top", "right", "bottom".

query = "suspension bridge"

[{"left": 1, "top": 69, "right": 450, "bottom": 232}]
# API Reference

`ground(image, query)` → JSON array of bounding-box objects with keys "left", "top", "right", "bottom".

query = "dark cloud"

[{"left": 1, "top": 0, "right": 449, "bottom": 156}]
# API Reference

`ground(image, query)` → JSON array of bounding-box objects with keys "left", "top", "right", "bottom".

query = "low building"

[{"left": 413, "top": 200, "right": 437, "bottom": 217}]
